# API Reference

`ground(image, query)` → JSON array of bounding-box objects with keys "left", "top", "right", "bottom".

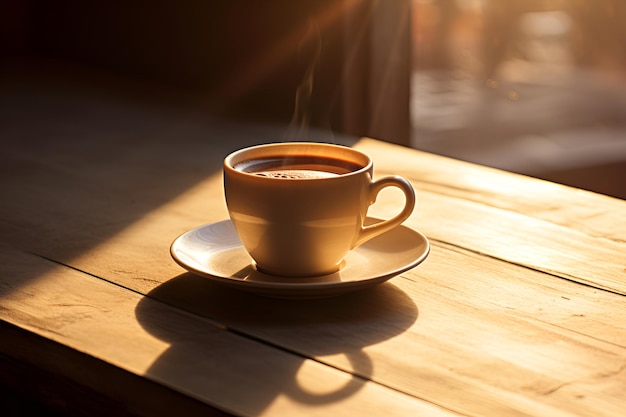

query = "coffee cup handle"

[{"left": 352, "top": 175, "right": 416, "bottom": 248}]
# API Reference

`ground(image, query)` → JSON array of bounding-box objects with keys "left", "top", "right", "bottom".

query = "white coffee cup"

[{"left": 223, "top": 142, "right": 415, "bottom": 277}]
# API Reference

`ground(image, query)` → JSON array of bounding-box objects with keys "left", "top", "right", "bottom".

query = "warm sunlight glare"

[{"left": 9, "top": 172, "right": 227, "bottom": 373}]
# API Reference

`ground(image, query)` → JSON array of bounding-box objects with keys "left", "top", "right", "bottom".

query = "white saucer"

[{"left": 170, "top": 219, "right": 430, "bottom": 299}]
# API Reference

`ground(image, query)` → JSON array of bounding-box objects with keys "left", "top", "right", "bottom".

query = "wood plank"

[
  {"left": 353, "top": 139, "right": 626, "bottom": 294},
  {"left": 355, "top": 138, "right": 626, "bottom": 241},
  {"left": 3, "top": 78, "right": 626, "bottom": 417},
  {"left": 404, "top": 244, "right": 626, "bottom": 417},
  {"left": 8, "top": 213, "right": 622, "bottom": 416},
  {"left": 4, "top": 135, "right": 625, "bottom": 297},
  {"left": 0, "top": 321, "right": 230, "bottom": 417},
  {"left": 3, "top": 84, "right": 622, "bottom": 297},
  {"left": 7, "top": 234, "right": 625, "bottom": 417},
  {"left": 2, "top": 130, "right": 625, "bottom": 415},
  {"left": 6, "top": 177, "right": 620, "bottom": 417},
  {"left": 417, "top": 190, "right": 625, "bottom": 294},
  {"left": 127, "top": 245, "right": 626, "bottom": 417},
  {"left": 0, "top": 245, "right": 458, "bottom": 417}
]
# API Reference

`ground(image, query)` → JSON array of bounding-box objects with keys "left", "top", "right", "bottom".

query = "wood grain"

[
  {"left": 354, "top": 138, "right": 626, "bottom": 295},
  {"left": 3, "top": 137, "right": 624, "bottom": 416},
  {"left": 0, "top": 246, "right": 452, "bottom": 417},
  {"left": 2, "top": 71, "right": 625, "bottom": 416},
  {"left": 356, "top": 138, "right": 626, "bottom": 241}
]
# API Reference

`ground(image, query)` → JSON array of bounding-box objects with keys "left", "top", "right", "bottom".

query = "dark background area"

[{"left": 1, "top": 0, "right": 356, "bottom": 132}]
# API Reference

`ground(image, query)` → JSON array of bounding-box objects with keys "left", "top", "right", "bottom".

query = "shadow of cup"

[{"left": 135, "top": 273, "right": 418, "bottom": 412}]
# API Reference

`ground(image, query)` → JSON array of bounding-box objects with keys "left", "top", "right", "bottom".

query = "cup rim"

[{"left": 224, "top": 142, "right": 372, "bottom": 180}]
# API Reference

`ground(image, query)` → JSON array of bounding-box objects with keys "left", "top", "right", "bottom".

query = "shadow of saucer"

[
  {"left": 135, "top": 273, "right": 418, "bottom": 414},
  {"left": 142, "top": 272, "right": 419, "bottom": 352}
]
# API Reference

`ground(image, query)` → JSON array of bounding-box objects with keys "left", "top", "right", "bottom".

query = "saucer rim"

[{"left": 170, "top": 218, "right": 430, "bottom": 292}]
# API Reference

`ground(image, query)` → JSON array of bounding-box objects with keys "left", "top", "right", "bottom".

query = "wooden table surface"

[{"left": 1, "top": 64, "right": 625, "bottom": 417}]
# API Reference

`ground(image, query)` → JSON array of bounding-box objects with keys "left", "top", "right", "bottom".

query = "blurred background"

[
  {"left": 1, "top": 1, "right": 624, "bottom": 198},
  {"left": 412, "top": 0, "right": 626, "bottom": 199}
]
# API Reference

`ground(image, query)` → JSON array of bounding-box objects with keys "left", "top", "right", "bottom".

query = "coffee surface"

[
  {"left": 252, "top": 169, "right": 338, "bottom": 179},
  {"left": 235, "top": 156, "right": 362, "bottom": 179}
]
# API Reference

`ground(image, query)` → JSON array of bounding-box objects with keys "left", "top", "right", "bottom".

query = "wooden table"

[{"left": 1, "top": 64, "right": 625, "bottom": 417}]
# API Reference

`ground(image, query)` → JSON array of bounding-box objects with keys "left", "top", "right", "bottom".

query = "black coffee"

[{"left": 235, "top": 156, "right": 362, "bottom": 179}]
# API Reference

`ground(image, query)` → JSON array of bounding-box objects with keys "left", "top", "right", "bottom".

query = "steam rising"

[{"left": 284, "top": 21, "right": 325, "bottom": 142}]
